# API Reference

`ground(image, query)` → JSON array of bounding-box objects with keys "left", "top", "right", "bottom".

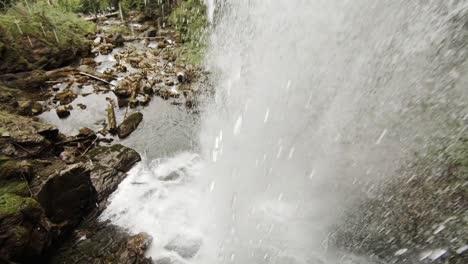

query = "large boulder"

[
  {"left": 86, "top": 144, "right": 141, "bottom": 205},
  {"left": 0, "top": 111, "right": 58, "bottom": 158},
  {"left": 30, "top": 161, "right": 97, "bottom": 230},
  {"left": 49, "top": 223, "right": 152, "bottom": 264},
  {"left": 0, "top": 193, "right": 50, "bottom": 262},
  {"left": 118, "top": 112, "right": 143, "bottom": 139}
]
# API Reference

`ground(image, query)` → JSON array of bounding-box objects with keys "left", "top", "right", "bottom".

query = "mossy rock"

[
  {"left": 0, "top": 193, "right": 39, "bottom": 220},
  {"left": 0, "top": 181, "right": 29, "bottom": 197},
  {"left": 0, "top": 193, "right": 50, "bottom": 262}
]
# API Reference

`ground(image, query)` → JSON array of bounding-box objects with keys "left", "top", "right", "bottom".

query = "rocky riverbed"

[{"left": 0, "top": 11, "right": 206, "bottom": 263}]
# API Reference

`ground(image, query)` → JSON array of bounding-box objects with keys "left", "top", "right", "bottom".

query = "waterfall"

[{"left": 102, "top": 0, "right": 467, "bottom": 263}]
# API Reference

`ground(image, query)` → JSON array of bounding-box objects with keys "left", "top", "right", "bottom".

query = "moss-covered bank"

[{"left": 0, "top": 1, "right": 95, "bottom": 73}]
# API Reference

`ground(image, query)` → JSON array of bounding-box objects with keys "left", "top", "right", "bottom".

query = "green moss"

[
  {"left": 0, "top": 193, "right": 39, "bottom": 220},
  {"left": 0, "top": 181, "right": 29, "bottom": 197}
]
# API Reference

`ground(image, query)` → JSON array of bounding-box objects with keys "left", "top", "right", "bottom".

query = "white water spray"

[{"left": 103, "top": 0, "right": 467, "bottom": 263}]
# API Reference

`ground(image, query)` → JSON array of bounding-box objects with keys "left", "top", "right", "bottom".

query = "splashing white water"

[{"left": 103, "top": 0, "right": 467, "bottom": 263}]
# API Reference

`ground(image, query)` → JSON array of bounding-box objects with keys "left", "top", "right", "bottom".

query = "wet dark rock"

[
  {"left": 103, "top": 67, "right": 115, "bottom": 76},
  {"left": 140, "top": 94, "right": 151, "bottom": 106},
  {"left": 140, "top": 26, "right": 158, "bottom": 38},
  {"left": 59, "top": 147, "right": 76, "bottom": 164},
  {"left": 31, "top": 101, "right": 44, "bottom": 115},
  {"left": 81, "top": 57, "right": 97, "bottom": 67},
  {"left": 0, "top": 112, "right": 58, "bottom": 158},
  {"left": 77, "top": 127, "right": 96, "bottom": 139},
  {"left": 0, "top": 158, "right": 34, "bottom": 182},
  {"left": 77, "top": 103, "right": 87, "bottom": 110},
  {"left": 115, "top": 87, "right": 132, "bottom": 98},
  {"left": 0, "top": 193, "right": 50, "bottom": 263},
  {"left": 183, "top": 90, "right": 195, "bottom": 108},
  {"left": 177, "top": 71, "right": 186, "bottom": 83},
  {"left": 56, "top": 105, "right": 71, "bottom": 118},
  {"left": 86, "top": 144, "right": 141, "bottom": 204},
  {"left": 129, "top": 98, "right": 139, "bottom": 108},
  {"left": 112, "top": 34, "right": 126, "bottom": 47},
  {"left": 155, "top": 87, "right": 180, "bottom": 100},
  {"left": 159, "top": 171, "right": 181, "bottom": 181},
  {"left": 0, "top": 85, "right": 19, "bottom": 113},
  {"left": 128, "top": 57, "right": 143, "bottom": 68},
  {"left": 115, "top": 63, "right": 128, "bottom": 73},
  {"left": 17, "top": 100, "right": 34, "bottom": 116},
  {"left": 118, "top": 112, "right": 143, "bottom": 139},
  {"left": 30, "top": 161, "right": 97, "bottom": 230},
  {"left": 117, "top": 97, "right": 130, "bottom": 108},
  {"left": 98, "top": 43, "right": 114, "bottom": 55},
  {"left": 49, "top": 223, "right": 152, "bottom": 264},
  {"left": 164, "top": 235, "right": 202, "bottom": 259},
  {"left": 0, "top": 70, "right": 47, "bottom": 90},
  {"left": 55, "top": 90, "right": 78, "bottom": 105}
]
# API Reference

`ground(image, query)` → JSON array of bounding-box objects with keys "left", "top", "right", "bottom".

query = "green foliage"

[
  {"left": 1, "top": 1, "right": 95, "bottom": 40},
  {"left": 59, "top": 0, "right": 114, "bottom": 14},
  {"left": 0, "top": 193, "right": 39, "bottom": 219},
  {"left": 169, "top": 0, "right": 207, "bottom": 64},
  {"left": 169, "top": 0, "right": 207, "bottom": 43}
]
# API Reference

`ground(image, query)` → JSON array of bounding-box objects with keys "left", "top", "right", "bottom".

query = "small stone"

[
  {"left": 177, "top": 72, "right": 186, "bottom": 83},
  {"left": 56, "top": 105, "right": 71, "bottom": 118},
  {"left": 55, "top": 90, "right": 77, "bottom": 105},
  {"left": 112, "top": 34, "right": 125, "bottom": 47},
  {"left": 59, "top": 148, "right": 76, "bottom": 164},
  {"left": 140, "top": 26, "right": 158, "bottom": 38},
  {"left": 115, "top": 64, "right": 127, "bottom": 73},
  {"left": 77, "top": 103, "right": 87, "bottom": 110},
  {"left": 31, "top": 101, "right": 44, "bottom": 115},
  {"left": 98, "top": 43, "right": 114, "bottom": 55},
  {"left": 139, "top": 94, "right": 151, "bottom": 106},
  {"left": 78, "top": 127, "right": 95, "bottom": 138},
  {"left": 82, "top": 57, "right": 97, "bottom": 67}
]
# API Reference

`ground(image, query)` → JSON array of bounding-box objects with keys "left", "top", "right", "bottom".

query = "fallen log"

[
  {"left": 106, "top": 102, "right": 117, "bottom": 135},
  {"left": 78, "top": 72, "right": 114, "bottom": 86},
  {"left": 83, "top": 12, "right": 119, "bottom": 21}
]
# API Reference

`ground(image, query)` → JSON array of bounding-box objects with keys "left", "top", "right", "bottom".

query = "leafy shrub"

[{"left": 168, "top": 0, "right": 207, "bottom": 64}]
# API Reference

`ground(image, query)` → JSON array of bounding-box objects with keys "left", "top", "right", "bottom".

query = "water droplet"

[
  {"left": 376, "top": 128, "right": 388, "bottom": 145},
  {"left": 264, "top": 108, "right": 270, "bottom": 123},
  {"left": 233, "top": 115, "right": 243, "bottom": 135}
]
